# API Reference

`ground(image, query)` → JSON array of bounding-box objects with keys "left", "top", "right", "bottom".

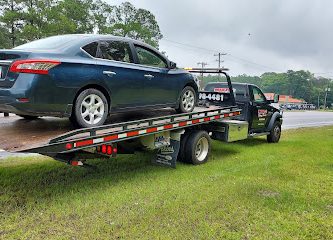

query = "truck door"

[{"left": 249, "top": 85, "right": 270, "bottom": 132}]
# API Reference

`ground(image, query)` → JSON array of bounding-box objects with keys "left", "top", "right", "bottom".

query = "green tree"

[
  {"left": 0, "top": 0, "right": 24, "bottom": 47},
  {"left": 104, "top": 2, "right": 163, "bottom": 48},
  {"left": 91, "top": 0, "right": 115, "bottom": 34}
]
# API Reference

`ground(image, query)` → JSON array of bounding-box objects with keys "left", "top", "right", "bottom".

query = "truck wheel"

[
  {"left": 184, "top": 131, "right": 211, "bottom": 165},
  {"left": 267, "top": 121, "right": 281, "bottom": 143},
  {"left": 17, "top": 115, "right": 39, "bottom": 120},
  {"left": 71, "top": 89, "right": 109, "bottom": 128},
  {"left": 176, "top": 86, "right": 196, "bottom": 113}
]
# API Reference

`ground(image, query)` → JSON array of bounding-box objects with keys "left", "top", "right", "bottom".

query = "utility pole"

[
  {"left": 214, "top": 52, "right": 227, "bottom": 81},
  {"left": 197, "top": 62, "right": 208, "bottom": 89},
  {"left": 324, "top": 87, "right": 331, "bottom": 109},
  {"left": 323, "top": 79, "right": 331, "bottom": 109},
  {"left": 214, "top": 52, "right": 227, "bottom": 69}
]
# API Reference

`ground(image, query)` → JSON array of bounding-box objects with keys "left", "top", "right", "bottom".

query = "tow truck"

[{"left": 0, "top": 68, "right": 282, "bottom": 168}]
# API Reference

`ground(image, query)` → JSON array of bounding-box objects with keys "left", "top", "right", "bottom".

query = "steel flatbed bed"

[{"left": 1, "top": 68, "right": 252, "bottom": 168}]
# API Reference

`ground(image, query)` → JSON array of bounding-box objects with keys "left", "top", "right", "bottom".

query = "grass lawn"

[{"left": 1, "top": 126, "right": 333, "bottom": 239}]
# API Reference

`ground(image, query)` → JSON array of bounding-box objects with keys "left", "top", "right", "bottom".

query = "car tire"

[
  {"left": 184, "top": 130, "right": 211, "bottom": 165},
  {"left": 267, "top": 121, "right": 281, "bottom": 143},
  {"left": 17, "top": 115, "right": 39, "bottom": 120},
  {"left": 176, "top": 86, "right": 197, "bottom": 113},
  {"left": 71, "top": 88, "right": 109, "bottom": 128}
]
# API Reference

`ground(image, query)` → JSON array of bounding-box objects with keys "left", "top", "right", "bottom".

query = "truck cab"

[{"left": 204, "top": 82, "right": 283, "bottom": 142}]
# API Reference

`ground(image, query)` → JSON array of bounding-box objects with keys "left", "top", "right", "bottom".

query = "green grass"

[{"left": 1, "top": 127, "right": 333, "bottom": 239}]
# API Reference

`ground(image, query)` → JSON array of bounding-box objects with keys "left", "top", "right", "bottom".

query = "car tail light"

[{"left": 10, "top": 59, "right": 61, "bottom": 75}]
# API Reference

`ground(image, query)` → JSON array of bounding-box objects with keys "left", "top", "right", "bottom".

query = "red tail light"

[{"left": 10, "top": 59, "right": 61, "bottom": 75}]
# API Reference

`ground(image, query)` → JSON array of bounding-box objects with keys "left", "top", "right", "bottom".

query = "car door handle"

[
  {"left": 103, "top": 71, "right": 117, "bottom": 77},
  {"left": 144, "top": 74, "right": 154, "bottom": 79}
]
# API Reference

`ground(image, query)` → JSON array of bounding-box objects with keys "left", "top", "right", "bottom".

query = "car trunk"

[{"left": 0, "top": 50, "right": 30, "bottom": 88}]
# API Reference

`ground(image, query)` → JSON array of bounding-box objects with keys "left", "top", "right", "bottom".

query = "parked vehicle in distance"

[
  {"left": 204, "top": 82, "right": 282, "bottom": 142},
  {"left": 0, "top": 34, "right": 198, "bottom": 128}
]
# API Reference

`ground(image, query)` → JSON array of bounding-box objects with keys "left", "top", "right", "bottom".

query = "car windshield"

[{"left": 14, "top": 35, "right": 81, "bottom": 50}]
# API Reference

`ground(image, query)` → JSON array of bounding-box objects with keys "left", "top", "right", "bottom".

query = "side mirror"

[{"left": 169, "top": 61, "right": 177, "bottom": 69}]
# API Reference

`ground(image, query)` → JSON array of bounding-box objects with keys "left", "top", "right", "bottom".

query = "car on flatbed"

[{"left": 0, "top": 34, "right": 198, "bottom": 128}]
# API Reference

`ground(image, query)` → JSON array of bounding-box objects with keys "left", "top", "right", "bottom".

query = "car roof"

[
  {"left": 14, "top": 34, "right": 162, "bottom": 56},
  {"left": 64, "top": 34, "right": 159, "bottom": 51}
]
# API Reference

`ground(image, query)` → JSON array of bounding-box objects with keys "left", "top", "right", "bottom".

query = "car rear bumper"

[{"left": 0, "top": 91, "right": 73, "bottom": 117}]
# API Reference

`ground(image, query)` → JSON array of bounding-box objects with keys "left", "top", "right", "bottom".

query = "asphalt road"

[
  {"left": 1, "top": 110, "right": 333, "bottom": 159},
  {"left": 282, "top": 111, "right": 333, "bottom": 129}
]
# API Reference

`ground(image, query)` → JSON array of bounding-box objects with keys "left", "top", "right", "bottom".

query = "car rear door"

[
  {"left": 94, "top": 40, "right": 146, "bottom": 109},
  {"left": 133, "top": 44, "right": 178, "bottom": 106},
  {"left": 249, "top": 85, "right": 271, "bottom": 132}
]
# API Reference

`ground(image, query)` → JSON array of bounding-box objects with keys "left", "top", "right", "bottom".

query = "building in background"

[{"left": 264, "top": 93, "right": 316, "bottom": 110}]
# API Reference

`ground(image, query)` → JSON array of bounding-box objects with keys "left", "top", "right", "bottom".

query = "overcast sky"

[{"left": 108, "top": 0, "right": 333, "bottom": 77}]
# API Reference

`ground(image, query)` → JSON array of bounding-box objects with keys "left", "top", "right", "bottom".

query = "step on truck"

[{"left": 2, "top": 68, "right": 283, "bottom": 168}]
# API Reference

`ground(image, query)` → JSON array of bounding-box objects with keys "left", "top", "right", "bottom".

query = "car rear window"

[
  {"left": 82, "top": 42, "right": 98, "bottom": 57},
  {"left": 205, "top": 83, "right": 249, "bottom": 101},
  {"left": 14, "top": 35, "right": 81, "bottom": 50}
]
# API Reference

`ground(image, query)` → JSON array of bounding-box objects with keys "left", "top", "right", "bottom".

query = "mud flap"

[{"left": 152, "top": 130, "right": 184, "bottom": 168}]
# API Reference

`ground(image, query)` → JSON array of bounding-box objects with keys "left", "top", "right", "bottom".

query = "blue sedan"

[{"left": 0, "top": 34, "right": 198, "bottom": 128}]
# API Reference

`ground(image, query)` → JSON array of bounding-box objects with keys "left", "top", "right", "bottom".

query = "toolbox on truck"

[{"left": 210, "top": 120, "right": 249, "bottom": 142}]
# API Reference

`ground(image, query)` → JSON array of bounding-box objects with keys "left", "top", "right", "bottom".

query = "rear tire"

[
  {"left": 177, "top": 131, "right": 192, "bottom": 163},
  {"left": 184, "top": 130, "right": 211, "bottom": 165},
  {"left": 267, "top": 121, "right": 281, "bottom": 143},
  {"left": 17, "top": 115, "right": 39, "bottom": 120},
  {"left": 71, "top": 88, "right": 109, "bottom": 128},
  {"left": 176, "top": 86, "right": 196, "bottom": 113}
]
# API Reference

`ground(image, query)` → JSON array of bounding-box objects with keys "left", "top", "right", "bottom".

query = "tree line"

[
  {"left": 0, "top": 0, "right": 163, "bottom": 48},
  {"left": 203, "top": 70, "right": 332, "bottom": 107}
]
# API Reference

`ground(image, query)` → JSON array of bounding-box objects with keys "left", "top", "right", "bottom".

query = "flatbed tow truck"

[{"left": 0, "top": 68, "right": 282, "bottom": 168}]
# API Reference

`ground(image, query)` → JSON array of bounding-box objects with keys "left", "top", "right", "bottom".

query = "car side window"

[
  {"left": 82, "top": 42, "right": 98, "bottom": 57},
  {"left": 251, "top": 86, "right": 266, "bottom": 103},
  {"left": 135, "top": 45, "right": 167, "bottom": 68},
  {"left": 99, "top": 41, "right": 133, "bottom": 63}
]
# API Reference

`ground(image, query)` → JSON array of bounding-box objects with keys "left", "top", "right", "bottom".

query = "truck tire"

[
  {"left": 184, "top": 130, "right": 211, "bottom": 165},
  {"left": 177, "top": 131, "right": 192, "bottom": 163},
  {"left": 267, "top": 121, "right": 281, "bottom": 143},
  {"left": 71, "top": 88, "right": 109, "bottom": 128}
]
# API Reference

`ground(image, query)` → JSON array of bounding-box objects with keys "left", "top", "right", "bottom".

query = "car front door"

[
  {"left": 95, "top": 40, "right": 146, "bottom": 109},
  {"left": 133, "top": 44, "right": 178, "bottom": 106},
  {"left": 249, "top": 85, "right": 271, "bottom": 132}
]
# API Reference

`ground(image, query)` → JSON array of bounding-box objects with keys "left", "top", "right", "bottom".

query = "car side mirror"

[{"left": 169, "top": 61, "right": 177, "bottom": 69}]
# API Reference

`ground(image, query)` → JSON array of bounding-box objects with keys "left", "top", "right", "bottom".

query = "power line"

[{"left": 161, "top": 38, "right": 282, "bottom": 72}]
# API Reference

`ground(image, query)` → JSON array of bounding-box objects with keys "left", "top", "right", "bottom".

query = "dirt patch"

[{"left": 258, "top": 190, "right": 280, "bottom": 198}]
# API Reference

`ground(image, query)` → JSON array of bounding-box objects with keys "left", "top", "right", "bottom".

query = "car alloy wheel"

[
  {"left": 80, "top": 94, "right": 105, "bottom": 125},
  {"left": 181, "top": 89, "right": 195, "bottom": 112}
]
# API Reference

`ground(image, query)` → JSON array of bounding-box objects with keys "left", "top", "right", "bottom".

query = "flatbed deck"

[{"left": 0, "top": 106, "right": 222, "bottom": 152}]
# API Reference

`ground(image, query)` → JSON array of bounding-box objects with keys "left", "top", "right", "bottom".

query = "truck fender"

[{"left": 267, "top": 112, "right": 283, "bottom": 131}]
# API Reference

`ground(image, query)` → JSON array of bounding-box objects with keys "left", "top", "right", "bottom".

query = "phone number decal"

[{"left": 199, "top": 93, "right": 224, "bottom": 102}]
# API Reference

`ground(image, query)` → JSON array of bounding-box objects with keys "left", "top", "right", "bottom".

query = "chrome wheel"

[
  {"left": 195, "top": 137, "right": 209, "bottom": 162},
  {"left": 80, "top": 94, "right": 105, "bottom": 125},
  {"left": 181, "top": 89, "right": 195, "bottom": 112}
]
